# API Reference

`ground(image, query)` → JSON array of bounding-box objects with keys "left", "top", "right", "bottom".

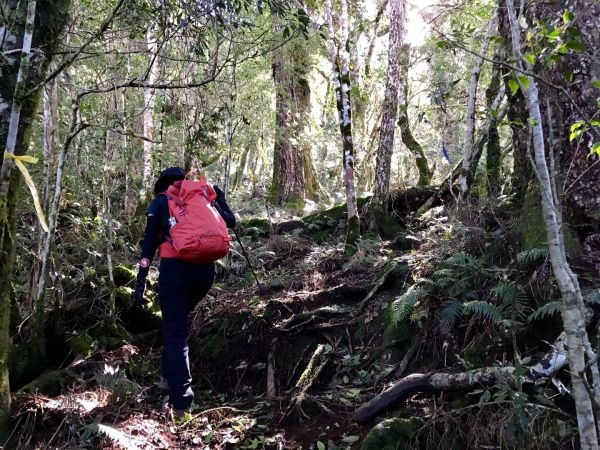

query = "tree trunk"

[
  {"left": 485, "top": 56, "right": 502, "bottom": 196},
  {"left": 140, "top": 23, "right": 160, "bottom": 203},
  {"left": 371, "top": 0, "right": 406, "bottom": 232},
  {"left": 506, "top": 1, "right": 599, "bottom": 447},
  {"left": 326, "top": 0, "right": 360, "bottom": 253},
  {"left": 498, "top": 9, "right": 531, "bottom": 208},
  {"left": 271, "top": 48, "right": 306, "bottom": 208},
  {"left": 459, "top": 14, "right": 496, "bottom": 195},
  {"left": 0, "top": 0, "right": 71, "bottom": 430},
  {"left": 232, "top": 144, "right": 251, "bottom": 192},
  {"left": 398, "top": 44, "right": 431, "bottom": 187}
]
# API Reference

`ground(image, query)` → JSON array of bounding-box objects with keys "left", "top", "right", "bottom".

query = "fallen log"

[{"left": 355, "top": 331, "right": 570, "bottom": 424}]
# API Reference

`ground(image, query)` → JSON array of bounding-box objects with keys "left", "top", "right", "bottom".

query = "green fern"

[
  {"left": 493, "top": 281, "right": 531, "bottom": 321},
  {"left": 439, "top": 298, "right": 463, "bottom": 334},
  {"left": 515, "top": 248, "right": 548, "bottom": 265},
  {"left": 463, "top": 300, "right": 503, "bottom": 322},
  {"left": 583, "top": 289, "right": 600, "bottom": 305},
  {"left": 390, "top": 286, "right": 427, "bottom": 324},
  {"left": 528, "top": 301, "right": 561, "bottom": 322}
]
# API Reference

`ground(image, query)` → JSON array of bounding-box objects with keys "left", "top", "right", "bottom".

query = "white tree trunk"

[
  {"left": 506, "top": 1, "right": 599, "bottom": 448},
  {"left": 0, "top": 0, "right": 37, "bottom": 193},
  {"left": 42, "top": 78, "right": 58, "bottom": 211},
  {"left": 140, "top": 25, "right": 160, "bottom": 202},
  {"left": 459, "top": 14, "right": 497, "bottom": 195},
  {"left": 326, "top": 0, "right": 360, "bottom": 250}
]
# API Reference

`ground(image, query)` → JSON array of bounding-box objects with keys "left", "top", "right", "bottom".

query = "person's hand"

[
  {"left": 131, "top": 279, "right": 147, "bottom": 307},
  {"left": 213, "top": 185, "right": 225, "bottom": 202}
]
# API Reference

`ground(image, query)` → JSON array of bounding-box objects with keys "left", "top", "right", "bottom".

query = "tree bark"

[
  {"left": 271, "top": 47, "right": 306, "bottom": 208},
  {"left": 0, "top": 0, "right": 71, "bottom": 429},
  {"left": 398, "top": 44, "right": 431, "bottom": 187},
  {"left": 506, "top": 1, "right": 599, "bottom": 447},
  {"left": 140, "top": 20, "right": 160, "bottom": 203},
  {"left": 459, "top": 14, "right": 496, "bottom": 195},
  {"left": 497, "top": 9, "right": 531, "bottom": 208},
  {"left": 326, "top": 0, "right": 360, "bottom": 253},
  {"left": 485, "top": 55, "right": 502, "bottom": 196},
  {"left": 371, "top": 0, "right": 406, "bottom": 232}
]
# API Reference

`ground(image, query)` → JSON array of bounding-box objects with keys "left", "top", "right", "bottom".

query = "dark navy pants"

[{"left": 158, "top": 258, "right": 215, "bottom": 410}]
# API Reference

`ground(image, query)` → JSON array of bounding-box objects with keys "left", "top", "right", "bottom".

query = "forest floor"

[
  {"left": 7, "top": 214, "right": 442, "bottom": 450},
  {"left": 6, "top": 203, "right": 591, "bottom": 449}
]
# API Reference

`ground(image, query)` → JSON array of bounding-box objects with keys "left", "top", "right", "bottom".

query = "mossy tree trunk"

[
  {"left": 397, "top": 44, "right": 431, "bottom": 187},
  {"left": 0, "top": 0, "right": 72, "bottom": 431},
  {"left": 485, "top": 54, "right": 502, "bottom": 197}
]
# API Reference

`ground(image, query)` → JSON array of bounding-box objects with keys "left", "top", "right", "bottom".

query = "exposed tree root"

[
  {"left": 282, "top": 344, "right": 329, "bottom": 423},
  {"left": 356, "top": 259, "right": 408, "bottom": 315},
  {"left": 277, "top": 306, "right": 348, "bottom": 333}
]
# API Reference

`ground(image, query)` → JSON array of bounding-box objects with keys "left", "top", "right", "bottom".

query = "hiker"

[{"left": 132, "top": 167, "right": 235, "bottom": 417}]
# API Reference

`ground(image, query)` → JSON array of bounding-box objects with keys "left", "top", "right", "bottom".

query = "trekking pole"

[{"left": 232, "top": 228, "right": 265, "bottom": 295}]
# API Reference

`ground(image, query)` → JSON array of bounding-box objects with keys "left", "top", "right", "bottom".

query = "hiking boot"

[{"left": 157, "top": 376, "right": 169, "bottom": 392}]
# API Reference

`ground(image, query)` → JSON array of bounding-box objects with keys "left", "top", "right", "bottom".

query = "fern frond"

[
  {"left": 515, "top": 248, "right": 548, "bottom": 265},
  {"left": 463, "top": 300, "right": 503, "bottom": 323},
  {"left": 493, "top": 282, "right": 531, "bottom": 321},
  {"left": 390, "top": 286, "right": 427, "bottom": 324},
  {"left": 439, "top": 299, "right": 463, "bottom": 334},
  {"left": 528, "top": 301, "right": 561, "bottom": 322},
  {"left": 583, "top": 289, "right": 600, "bottom": 305}
]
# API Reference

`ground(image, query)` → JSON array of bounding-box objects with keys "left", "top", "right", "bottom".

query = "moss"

[
  {"left": 514, "top": 188, "right": 582, "bottom": 256},
  {"left": 18, "top": 369, "right": 76, "bottom": 397},
  {"left": 283, "top": 194, "right": 305, "bottom": 212},
  {"left": 303, "top": 203, "right": 348, "bottom": 227},
  {"left": 345, "top": 215, "right": 361, "bottom": 255},
  {"left": 383, "top": 320, "right": 415, "bottom": 349},
  {"left": 239, "top": 217, "right": 271, "bottom": 237},
  {"left": 113, "top": 264, "right": 137, "bottom": 287},
  {"left": 115, "top": 286, "right": 133, "bottom": 308},
  {"left": 361, "top": 417, "right": 424, "bottom": 450},
  {"left": 69, "top": 332, "right": 95, "bottom": 358},
  {"left": 462, "top": 334, "right": 493, "bottom": 368}
]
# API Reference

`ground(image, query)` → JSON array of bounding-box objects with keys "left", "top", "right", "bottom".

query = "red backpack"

[{"left": 159, "top": 179, "right": 231, "bottom": 263}]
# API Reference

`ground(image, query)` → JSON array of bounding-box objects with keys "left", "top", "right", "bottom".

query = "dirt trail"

[{"left": 9, "top": 231, "right": 412, "bottom": 449}]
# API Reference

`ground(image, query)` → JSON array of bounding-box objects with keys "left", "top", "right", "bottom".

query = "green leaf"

[
  {"left": 342, "top": 435, "right": 360, "bottom": 444},
  {"left": 593, "top": 80, "right": 600, "bottom": 89},
  {"left": 590, "top": 120, "right": 600, "bottom": 127},
  {"left": 591, "top": 142, "right": 600, "bottom": 157},
  {"left": 566, "top": 39, "right": 586, "bottom": 52},
  {"left": 518, "top": 76, "right": 530, "bottom": 89},
  {"left": 566, "top": 71, "right": 574, "bottom": 82},
  {"left": 571, "top": 121, "right": 585, "bottom": 132},
  {"left": 570, "top": 129, "right": 584, "bottom": 141},
  {"left": 524, "top": 53, "right": 535, "bottom": 65},
  {"left": 508, "top": 79, "right": 520, "bottom": 96},
  {"left": 563, "top": 10, "right": 574, "bottom": 23},
  {"left": 317, "top": 441, "right": 326, "bottom": 450}
]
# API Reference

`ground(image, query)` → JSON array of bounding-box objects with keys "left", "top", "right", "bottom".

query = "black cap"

[{"left": 154, "top": 167, "right": 185, "bottom": 195}]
